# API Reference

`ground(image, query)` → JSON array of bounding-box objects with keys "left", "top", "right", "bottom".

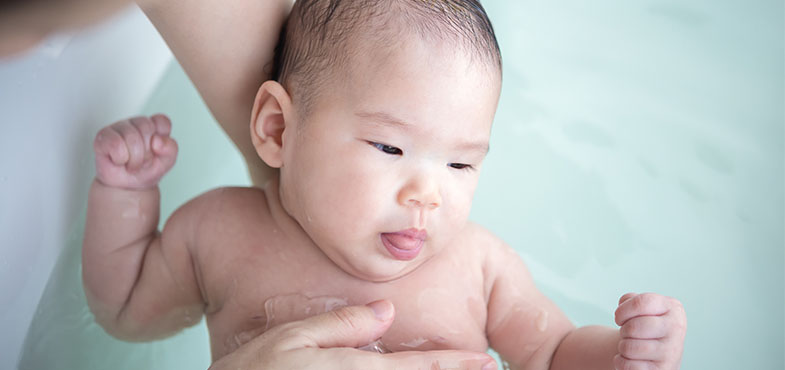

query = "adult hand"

[{"left": 209, "top": 300, "right": 497, "bottom": 370}]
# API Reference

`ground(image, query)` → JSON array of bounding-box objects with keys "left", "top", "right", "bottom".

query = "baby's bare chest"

[{"left": 202, "top": 239, "right": 490, "bottom": 360}]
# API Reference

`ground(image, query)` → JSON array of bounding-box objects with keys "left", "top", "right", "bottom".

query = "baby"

[{"left": 82, "top": 0, "right": 687, "bottom": 369}]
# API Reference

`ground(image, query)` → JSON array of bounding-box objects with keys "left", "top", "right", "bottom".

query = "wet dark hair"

[{"left": 271, "top": 0, "right": 502, "bottom": 116}]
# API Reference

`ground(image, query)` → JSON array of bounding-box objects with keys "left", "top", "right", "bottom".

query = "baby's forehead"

[{"left": 278, "top": 0, "right": 501, "bottom": 116}]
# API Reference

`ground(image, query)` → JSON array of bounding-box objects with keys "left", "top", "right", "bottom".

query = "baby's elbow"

[{"left": 94, "top": 304, "right": 203, "bottom": 343}]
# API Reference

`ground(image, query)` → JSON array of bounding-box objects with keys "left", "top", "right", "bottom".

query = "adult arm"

[{"left": 137, "top": 0, "right": 292, "bottom": 186}]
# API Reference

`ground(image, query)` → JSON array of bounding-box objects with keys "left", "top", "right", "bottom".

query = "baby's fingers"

[
  {"left": 619, "top": 293, "right": 638, "bottom": 306},
  {"left": 613, "top": 354, "right": 657, "bottom": 370},
  {"left": 615, "top": 293, "right": 673, "bottom": 327},
  {"left": 151, "top": 135, "right": 178, "bottom": 172},
  {"left": 114, "top": 119, "right": 148, "bottom": 171},
  {"left": 618, "top": 338, "right": 666, "bottom": 361},
  {"left": 94, "top": 126, "right": 129, "bottom": 166},
  {"left": 151, "top": 114, "right": 172, "bottom": 136},
  {"left": 620, "top": 316, "right": 668, "bottom": 339}
]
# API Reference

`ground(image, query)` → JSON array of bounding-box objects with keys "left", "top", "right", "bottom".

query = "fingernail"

[
  {"left": 482, "top": 360, "right": 497, "bottom": 370},
  {"left": 366, "top": 300, "right": 393, "bottom": 321}
]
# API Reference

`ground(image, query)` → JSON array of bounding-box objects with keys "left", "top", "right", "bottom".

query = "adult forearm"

[
  {"left": 138, "top": 0, "right": 290, "bottom": 186},
  {"left": 82, "top": 179, "right": 160, "bottom": 330},
  {"left": 549, "top": 325, "right": 619, "bottom": 370}
]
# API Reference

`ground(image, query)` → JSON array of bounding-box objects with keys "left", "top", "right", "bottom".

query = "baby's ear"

[{"left": 250, "top": 80, "right": 292, "bottom": 168}]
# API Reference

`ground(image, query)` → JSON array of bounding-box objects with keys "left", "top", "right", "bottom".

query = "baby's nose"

[{"left": 397, "top": 177, "right": 441, "bottom": 210}]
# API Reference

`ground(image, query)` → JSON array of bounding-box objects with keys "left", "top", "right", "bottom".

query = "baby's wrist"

[
  {"left": 93, "top": 177, "right": 161, "bottom": 193},
  {"left": 93, "top": 176, "right": 161, "bottom": 192}
]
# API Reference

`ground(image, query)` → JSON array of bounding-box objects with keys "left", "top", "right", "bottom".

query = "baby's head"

[{"left": 251, "top": 0, "right": 502, "bottom": 282}]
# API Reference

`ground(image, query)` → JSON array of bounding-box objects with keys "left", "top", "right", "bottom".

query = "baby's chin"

[{"left": 332, "top": 253, "right": 431, "bottom": 283}]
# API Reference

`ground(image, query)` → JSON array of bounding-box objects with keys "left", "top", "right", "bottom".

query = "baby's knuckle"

[
  {"left": 617, "top": 358, "right": 635, "bottom": 370},
  {"left": 138, "top": 122, "right": 156, "bottom": 135},
  {"left": 630, "top": 295, "right": 646, "bottom": 311},
  {"left": 618, "top": 339, "right": 633, "bottom": 354},
  {"left": 639, "top": 293, "right": 658, "bottom": 307},
  {"left": 619, "top": 339, "right": 646, "bottom": 356},
  {"left": 624, "top": 319, "right": 641, "bottom": 334},
  {"left": 667, "top": 313, "right": 687, "bottom": 333},
  {"left": 627, "top": 361, "right": 649, "bottom": 370},
  {"left": 664, "top": 342, "right": 683, "bottom": 359},
  {"left": 93, "top": 133, "right": 105, "bottom": 148},
  {"left": 673, "top": 317, "right": 687, "bottom": 333},
  {"left": 667, "top": 297, "right": 684, "bottom": 313}
]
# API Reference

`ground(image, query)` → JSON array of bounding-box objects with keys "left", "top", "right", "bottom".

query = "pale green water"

[{"left": 19, "top": 1, "right": 783, "bottom": 369}]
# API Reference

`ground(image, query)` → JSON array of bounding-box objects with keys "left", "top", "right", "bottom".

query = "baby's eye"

[
  {"left": 369, "top": 142, "right": 403, "bottom": 155},
  {"left": 449, "top": 163, "right": 474, "bottom": 171}
]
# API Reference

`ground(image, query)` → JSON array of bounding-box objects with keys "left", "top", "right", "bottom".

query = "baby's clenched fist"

[
  {"left": 614, "top": 293, "right": 687, "bottom": 370},
  {"left": 93, "top": 114, "right": 178, "bottom": 190}
]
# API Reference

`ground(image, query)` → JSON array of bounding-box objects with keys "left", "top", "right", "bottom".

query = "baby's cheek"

[{"left": 444, "top": 190, "right": 473, "bottom": 225}]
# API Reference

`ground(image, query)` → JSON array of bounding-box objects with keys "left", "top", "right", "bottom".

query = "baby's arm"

[
  {"left": 483, "top": 239, "right": 580, "bottom": 369},
  {"left": 485, "top": 239, "right": 687, "bottom": 370},
  {"left": 82, "top": 115, "right": 203, "bottom": 341}
]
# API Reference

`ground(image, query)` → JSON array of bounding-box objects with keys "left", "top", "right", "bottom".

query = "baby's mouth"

[{"left": 380, "top": 228, "right": 427, "bottom": 261}]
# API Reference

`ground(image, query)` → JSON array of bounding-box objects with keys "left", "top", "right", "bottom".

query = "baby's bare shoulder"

[
  {"left": 459, "top": 221, "right": 510, "bottom": 256},
  {"left": 177, "top": 186, "right": 270, "bottom": 220},
  {"left": 169, "top": 186, "right": 274, "bottom": 247},
  {"left": 454, "top": 222, "right": 521, "bottom": 282},
  {"left": 170, "top": 187, "right": 282, "bottom": 312}
]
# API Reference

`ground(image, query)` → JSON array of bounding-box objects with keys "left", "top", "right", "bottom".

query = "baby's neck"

[{"left": 262, "top": 175, "right": 307, "bottom": 241}]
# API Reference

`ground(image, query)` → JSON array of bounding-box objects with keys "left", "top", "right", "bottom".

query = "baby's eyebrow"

[
  {"left": 355, "top": 111, "right": 412, "bottom": 128},
  {"left": 455, "top": 141, "right": 490, "bottom": 156}
]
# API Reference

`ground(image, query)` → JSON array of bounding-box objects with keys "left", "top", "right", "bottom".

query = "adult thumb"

[{"left": 278, "top": 299, "right": 395, "bottom": 350}]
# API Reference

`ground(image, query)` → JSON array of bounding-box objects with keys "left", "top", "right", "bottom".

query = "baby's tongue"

[{"left": 382, "top": 233, "right": 421, "bottom": 250}]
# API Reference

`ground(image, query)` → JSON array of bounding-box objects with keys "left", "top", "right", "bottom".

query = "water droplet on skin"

[
  {"left": 121, "top": 197, "right": 143, "bottom": 219},
  {"left": 536, "top": 309, "right": 549, "bottom": 332},
  {"left": 359, "top": 339, "right": 392, "bottom": 353},
  {"left": 400, "top": 337, "right": 428, "bottom": 348},
  {"left": 262, "top": 293, "right": 348, "bottom": 330}
]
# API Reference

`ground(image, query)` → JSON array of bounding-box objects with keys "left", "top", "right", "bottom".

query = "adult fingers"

[
  {"left": 615, "top": 293, "right": 671, "bottom": 327},
  {"left": 382, "top": 350, "right": 497, "bottom": 370},
  {"left": 273, "top": 300, "right": 396, "bottom": 351},
  {"left": 295, "top": 347, "right": 496, "bottom": 370}
]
